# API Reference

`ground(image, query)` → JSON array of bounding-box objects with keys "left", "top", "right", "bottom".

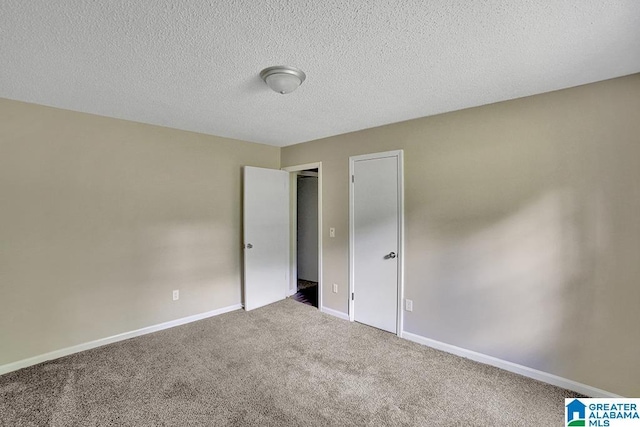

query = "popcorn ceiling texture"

[{"left": 1, "top": 1, "right": 639, "bottom": 146}]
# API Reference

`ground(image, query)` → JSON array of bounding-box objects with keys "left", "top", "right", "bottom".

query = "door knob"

[
  {"left": 386, "top": 252, "right": 396, "bottom": 259},
  {"left": 246, "top": 243, "right": 253, "bottom": 249}
]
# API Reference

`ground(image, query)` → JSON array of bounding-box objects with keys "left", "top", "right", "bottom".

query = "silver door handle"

[
  {"left": 385, "top": 252, "right": 396, "bottom": 259},
  {"left": 246, "top": 243, "right": 253, "bottom": 249}
]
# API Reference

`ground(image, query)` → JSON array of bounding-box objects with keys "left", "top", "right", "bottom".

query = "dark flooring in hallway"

[{"left": 292, "top": 279, "right": 318, "bottom": 308}]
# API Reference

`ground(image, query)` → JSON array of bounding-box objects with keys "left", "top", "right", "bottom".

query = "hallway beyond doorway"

[{"left": 292, "top": 279, "right": 318, "bottom": 308}]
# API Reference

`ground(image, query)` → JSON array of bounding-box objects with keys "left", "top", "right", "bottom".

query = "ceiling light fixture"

[{"left": 260, "top": 65, "right": 306, "bottom": 94}]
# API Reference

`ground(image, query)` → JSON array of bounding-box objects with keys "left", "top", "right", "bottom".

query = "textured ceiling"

[{"left": 2, "top": 1, "right": 639, "bottom": 147}]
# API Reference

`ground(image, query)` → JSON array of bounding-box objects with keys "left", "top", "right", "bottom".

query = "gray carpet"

[{"left": 0, "top": 298, "right": 579, "bottom": 426}]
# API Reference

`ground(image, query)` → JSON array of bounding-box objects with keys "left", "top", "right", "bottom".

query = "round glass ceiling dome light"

[{"left": 260, "top": 66, "right": 306, "bottom": 94}]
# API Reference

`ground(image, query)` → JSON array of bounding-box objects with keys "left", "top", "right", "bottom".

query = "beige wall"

[
  {"left": 0, "top": 99, "right": 279, "bottom": 365},
  {"left": 282, "top": 74, "right": 640, "bottom": 396},
  {"left": 2, "top": 74, "right": 639, "bottom": 396}
]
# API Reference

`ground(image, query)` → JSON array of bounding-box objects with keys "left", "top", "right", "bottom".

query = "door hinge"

[
  {"left": 351, "top": 175, "right": 354, "bottom": 183},
  {"left": 352, "top": 292, "right": 354, "bottom": 301}
]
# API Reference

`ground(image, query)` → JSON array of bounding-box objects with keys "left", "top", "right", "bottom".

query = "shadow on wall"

[
  {"left": 140, "top": 222, "right": 235, "bottom": 292},
  {"left": 424, "top": 190, "right": 597, "bottom": 372},
  {"left": 2, "top": 219, "right": 238, "bottom": 363}
]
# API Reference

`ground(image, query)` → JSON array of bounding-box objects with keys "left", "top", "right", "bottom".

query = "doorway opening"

[
  {"left": 282, "top": 163, "right": 323, "bottom": 311},
  {"left": 293, "top": 169, "right": 318, "bottom": 307}
]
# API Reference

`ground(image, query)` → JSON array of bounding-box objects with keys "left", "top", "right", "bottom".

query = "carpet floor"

[{"left": 0, "top": 298, "right": 579, "bottom": 426}]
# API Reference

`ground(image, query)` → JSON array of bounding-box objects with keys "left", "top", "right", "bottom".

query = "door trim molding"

[
  {"left": 282, "top": 162, "right": 323, "bottom": 312},
  {"left": 349, "top": 150, "right": 404, "bottom": 336}
]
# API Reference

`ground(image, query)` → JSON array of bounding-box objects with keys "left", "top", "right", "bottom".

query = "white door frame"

[
  {"left": 282, "top": 162, "right": 323, "bottom": 311},
  {"left": 349, "top": 150, "right": 404, "bottom": 336}
]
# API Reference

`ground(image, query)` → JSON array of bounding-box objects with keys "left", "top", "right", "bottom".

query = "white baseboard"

[
  {"left": 0, "top": 303, "right": 243, "bottom": 376},
  {"left": 321, "top": 306, "right": 349, "bottom": 321},
  {"left": 401, "top": 331, "right": 621, "bottom": 398}
]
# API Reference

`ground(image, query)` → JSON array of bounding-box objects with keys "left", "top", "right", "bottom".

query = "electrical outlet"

[
  {"left": 332, "top": 283, "right": 338, "bottom": 293},
  {"left": 405, "top": 299, "right": 413, "bottom": 312},
  {"left": 172, "top": 290, "right": 179, "bottom": 301},
  {"left": 329, "top": 227, "right": 335, "bottom": 238}
]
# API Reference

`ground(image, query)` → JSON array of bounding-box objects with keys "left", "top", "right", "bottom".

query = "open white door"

[{"left": 243, "top": 166, "right": 289, "bottom": 311}]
